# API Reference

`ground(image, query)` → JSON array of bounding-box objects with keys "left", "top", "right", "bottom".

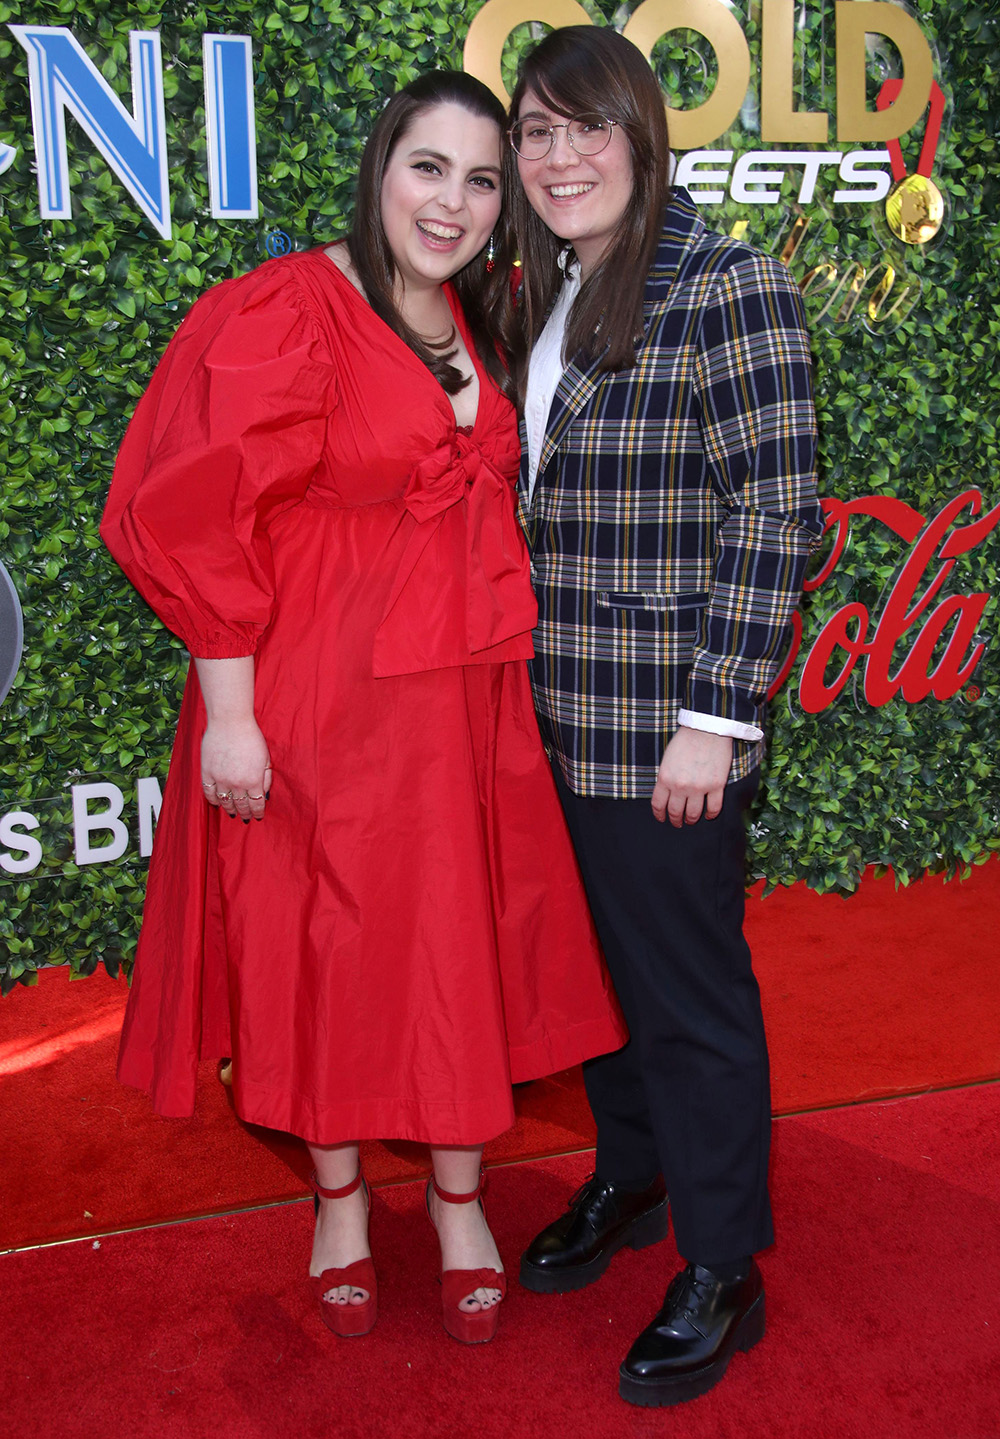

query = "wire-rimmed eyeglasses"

[{"left": 508, "top": 115, "right": 619, "bottom": 161}]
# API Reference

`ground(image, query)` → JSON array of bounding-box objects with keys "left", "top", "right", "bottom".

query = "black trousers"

[{"left": 553, "top": 765, "right": 774, "bottom": 1266}]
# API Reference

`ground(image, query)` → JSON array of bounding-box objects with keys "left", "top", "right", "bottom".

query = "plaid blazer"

[{"left": 518, "top": 189, "right": 824, "bottom": 797}]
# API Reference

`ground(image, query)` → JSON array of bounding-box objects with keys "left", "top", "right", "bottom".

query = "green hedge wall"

[{"left": 0, "top": 0, "right": 998, "bottom": 992}]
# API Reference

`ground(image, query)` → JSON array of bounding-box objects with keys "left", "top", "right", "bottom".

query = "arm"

[
  {"left": 101, "top": 269, "right": 335, "bottom": 819},
  {"left": 652, "top": 254, "right": 823, "bottom": 826},
  {"left": 194, "top": 657, "right": 271, "bottom": 821},
  {"left": 101, "top": 267, "right": 335, "bottom": 659}
]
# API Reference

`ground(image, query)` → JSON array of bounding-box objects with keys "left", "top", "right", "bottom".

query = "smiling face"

[
  {"left": 515, "top": 88, "right": 635, "bottom": 277},
  {"left": 379, "top": 100, "right": 503, "bottom": 297}
]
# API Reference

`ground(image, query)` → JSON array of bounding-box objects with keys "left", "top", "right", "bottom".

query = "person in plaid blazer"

[{"left": 506, "top": 28, "right": 825, "bottom": 1407}]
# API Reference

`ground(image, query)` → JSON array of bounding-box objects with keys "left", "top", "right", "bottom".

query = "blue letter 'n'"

[{"left": 10, "top": 25, "right": 170, "bottom": 238}]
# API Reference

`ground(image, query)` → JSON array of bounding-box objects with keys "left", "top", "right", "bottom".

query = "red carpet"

[
  {"left": 1, "top": 1084, "right": 998, "bottom": 1439},
  {"left": 750, "top": 860, "right": 1000, "bottom": 1110},
  {"left": 2, "top": 860, "right": 998, "bottom": 1252}
]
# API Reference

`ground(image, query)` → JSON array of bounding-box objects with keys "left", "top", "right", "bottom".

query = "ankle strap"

[
  {"left": 310, "top": 1168, "right": 363, "bottom": 1201},
  {"left": 430, "top": 1167, "right": 485, "bottom": 1205}
]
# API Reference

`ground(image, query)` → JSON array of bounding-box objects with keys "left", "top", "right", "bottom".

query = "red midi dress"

[{"left": 101, "top": 250, "right": 626, "bottom": 1145}]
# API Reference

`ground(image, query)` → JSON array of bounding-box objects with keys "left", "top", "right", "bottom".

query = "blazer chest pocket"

[{"left": 596, "top": 591, "right": 708, "bottom": 627}]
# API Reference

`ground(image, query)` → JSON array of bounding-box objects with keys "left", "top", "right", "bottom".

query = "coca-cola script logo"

[{"left": 769, "top": 488, "right": 998, "bottom": 712}]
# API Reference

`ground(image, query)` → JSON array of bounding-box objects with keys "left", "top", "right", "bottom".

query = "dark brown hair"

[
  {"left": 349, "top": 71, "right": 516, "bottom": 399},
  {"left": 506, "top": 27, "right": 671, "bottom": 390}
]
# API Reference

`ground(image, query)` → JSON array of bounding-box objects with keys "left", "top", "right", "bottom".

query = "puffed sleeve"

[{"left": 101, "top": 262, "right": 337, "bottom": 657}]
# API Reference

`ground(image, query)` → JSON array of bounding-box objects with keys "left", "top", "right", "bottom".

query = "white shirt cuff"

[{"left": 678, "top": 708, "right": 764, "bottom": 743}]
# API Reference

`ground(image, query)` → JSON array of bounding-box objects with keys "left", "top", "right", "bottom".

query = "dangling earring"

[{"left": 485, "top": 233, "right": 497, "bottom": 273}]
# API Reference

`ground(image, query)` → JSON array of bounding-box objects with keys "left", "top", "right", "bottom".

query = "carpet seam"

[{"left": 7, "top": 1075, "right": 1000, "bottom": 1257}]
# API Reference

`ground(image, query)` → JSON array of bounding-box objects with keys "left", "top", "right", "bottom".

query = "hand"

[
  {"left": 201, "top": 718, "right": 272, "bottom": 823},
  {"left": 651, "top": 728, "right": 733, "bottom": 827}
]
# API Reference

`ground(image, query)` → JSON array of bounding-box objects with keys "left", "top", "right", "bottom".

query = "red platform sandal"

[
  {"left": 309, "top": 1169, "right": 377, "bottom": 1338},
  {"left": 426, "top": 1169, "right": 507, "bottom": 1344}
]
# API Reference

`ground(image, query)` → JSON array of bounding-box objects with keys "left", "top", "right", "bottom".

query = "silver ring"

[
  {"left": 247, "top": 793, "right": 265, "bottom": 801},
  {"left": 201, "top": 782, "right": 216, "bottom": 790},
  {"left": 216, "top": 790, "right": 233, "bottom": 801}
]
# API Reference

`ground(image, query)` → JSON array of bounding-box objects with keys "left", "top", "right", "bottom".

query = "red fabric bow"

[{"left": 373, "top": 433, "right": 537, "bottom": 677}]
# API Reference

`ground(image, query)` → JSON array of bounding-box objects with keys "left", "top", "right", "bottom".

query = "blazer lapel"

[
  {"left": 516, "top": 416, "right": 532, "bottom": 535},
  {"left": 535, "top": 356, "right": 603, "bottom": 483},
  {"left": 518, "top": 359, "right": 601, "bottom": 548},
  {"left": 520, "top": 189, "right": 704, "bottom": 542}
]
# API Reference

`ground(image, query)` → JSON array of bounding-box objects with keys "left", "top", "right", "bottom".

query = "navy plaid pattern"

[{"left": 519, "top": 190, "right": 824, "bottom": 797}]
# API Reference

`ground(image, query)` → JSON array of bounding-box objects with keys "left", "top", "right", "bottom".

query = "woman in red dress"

[{"left": 101, "top": 71, "right": 625, "bottom": 1344}]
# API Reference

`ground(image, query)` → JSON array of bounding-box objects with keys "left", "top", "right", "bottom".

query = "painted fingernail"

[{"left": 242, "top": 818, "right": 250, "bottom": 825}]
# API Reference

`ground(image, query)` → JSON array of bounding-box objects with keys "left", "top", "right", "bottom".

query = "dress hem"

[{"left": 116, "top": 1013, "right": 626, "bottom": 1145}]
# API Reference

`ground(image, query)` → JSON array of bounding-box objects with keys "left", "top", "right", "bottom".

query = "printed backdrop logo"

[
  {"left": 879, "top": 75, "right": 946, "bottom": 243},
  {"left": 466, "top": 0, "right": 936, "bottom": 144},
  {"left": 463, "top": 0, "right": 948, "bottom": 335},
  {"left": 6, "top": 26, "right": 258, "bottom": 238},
  {"left": 0, "top": 558, "right": 24, "bottom": 707},
  {"left": 769, "top": 489, "right": 999, "bottom": 713},
  {"left": 2, "top": 5, "right": 945, "bottom": 256},
  {"left": 265, "top": 228, "right": 293, "bottom": 257},
  {"left": 465, "top": 0, "right": 944, "bottom": 239}
]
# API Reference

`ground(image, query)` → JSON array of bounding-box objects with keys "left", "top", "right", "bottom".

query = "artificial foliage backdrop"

[{"left": 0, "top": 0, "right": 998, "bottom": 990}]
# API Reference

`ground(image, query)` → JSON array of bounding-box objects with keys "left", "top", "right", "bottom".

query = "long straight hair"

[
  {"left": 349, "top": 71, "right": 516, "bottom": 400},
  {"left": 506, "top": 28, "right": 671, "bottom": 392}
]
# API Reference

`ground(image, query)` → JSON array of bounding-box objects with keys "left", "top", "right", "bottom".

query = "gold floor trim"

[{"left": 6, "top": 1078, "right": 999, "bottom": 1257}]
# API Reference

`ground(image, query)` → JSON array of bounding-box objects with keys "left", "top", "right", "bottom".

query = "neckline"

[{"left": 309, "top": 245, "right": 484, "bottom": 435}]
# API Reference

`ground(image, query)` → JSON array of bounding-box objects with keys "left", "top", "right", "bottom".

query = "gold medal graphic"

[
  {"left": 885, "top": 173, "right": 945, "bottom": 245},
  {"left": 877, "top": 78, "right": 946, "bottom": 246}
]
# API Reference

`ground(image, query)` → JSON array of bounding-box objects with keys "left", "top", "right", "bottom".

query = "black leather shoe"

[
  {"left": 519, "top": 1174, "right": 669, "bottom": 1293},
  {"left": 618, "top": 1261, "right": 765, "bottom": 1407}
]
